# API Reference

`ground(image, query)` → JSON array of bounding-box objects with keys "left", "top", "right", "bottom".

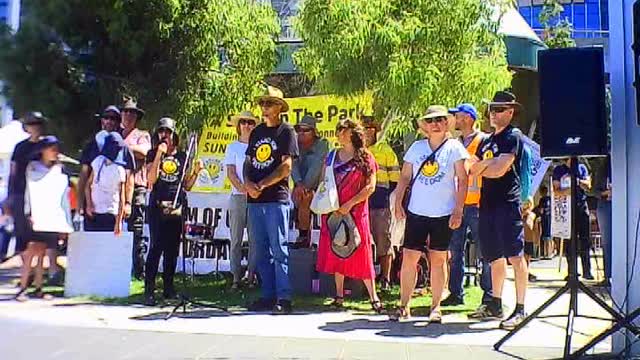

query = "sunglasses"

[
  {"left": 122, "top": 109, "right": 138, "bottom": 114},
  {"left": 490, "top": 106, "right": 510, "bottom": 114},
  {"left": 259, "top": 100, "right": 278, "bottom": 108},
  {"left": 422, "top": 116, "right": 447, "bottom": 124},
  {"left": 336, "top": 125, "right": 349, "bottom": 133},
  {"left": 294, "top": 126, "right": 313, "bottom": 133},
  {"left": 239, "top": 119, "right": 256, "bottom": 126},
  {"left": 102, "top": 115, "right": 120, "bottom": 122}
]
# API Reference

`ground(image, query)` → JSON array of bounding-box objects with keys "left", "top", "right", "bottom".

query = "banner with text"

[{"left": 191, "top": 94, "right": 373, "bottom": 193}]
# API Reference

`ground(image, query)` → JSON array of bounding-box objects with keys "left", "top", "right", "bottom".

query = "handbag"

[
  {"left": 310, "top": 150, "right": 340, "bottom": 215},
  {"left": 402, "top": 140, "right": 449, "bottom": 211}
]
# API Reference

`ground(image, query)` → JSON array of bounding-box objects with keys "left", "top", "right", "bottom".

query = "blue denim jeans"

[
  {"left": 449, "top": 205, "right": 492, "bottom": 302},
  {"left": 247, "top": 202, "right": 291, "bottom": 301},
  {"left": 597, "top": 199, "right": 612, "bottom": 280}
]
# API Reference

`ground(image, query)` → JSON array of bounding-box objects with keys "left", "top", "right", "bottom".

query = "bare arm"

[
  {"left": 77, "top": 165, "right": 91, "bottom": 213},
  {"left": 453, "top": 160, "right": 468, "bottom": 213},
  {"left": 147, "top": 149, "right": 165, "bottom": 189},
  {"left": 226, "top": 165, "right": 245, "bottom": 193},
  {"left": 115, "top": 180, "right": 126, "bottom": 235},
  {"left": 184, "top": 160, "right": 203, "bottom": 192},
  {"left": 243, "top": 156, "right": 260, "bottom": 199},
  {"left": 125, "top": 171, "right": 134, "bottom": 208},
  {"left": 341, "top": 170, "right": 376, "bottom": 212},
  {"left": 393, "top": 162, "right": 413, "bottom": 220},
  {"left": 84, "top": 171, "right": 95, "bottom": 217},
  {"left": 257, "top": 156, "right": 293, "bottom": 190},
  {"left": 129, "top": 144, "right": 150, "bottom": 159},
  {"left": 477, "top": 154, "right": 516, "bottom": 178},
  {"left": 449, "top": 160, "right": 468, "bottom": 229}
]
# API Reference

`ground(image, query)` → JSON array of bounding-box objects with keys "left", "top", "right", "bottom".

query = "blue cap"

[{"left": 448, "top": 103, "right": 478, "bottom": 121}]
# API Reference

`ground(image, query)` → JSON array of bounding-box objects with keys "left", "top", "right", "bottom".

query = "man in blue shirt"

[{"left": 552, "top": 159, "right": 594, "bottom": 280}]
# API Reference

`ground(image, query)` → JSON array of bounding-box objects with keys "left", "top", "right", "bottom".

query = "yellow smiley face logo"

[
  {"left": 421, "top": 161, "right": 439, "bottom": 177},
  {"left": 483, "top": 150, "right": 494, "bottom": 160},
  {"left": 161, "top": 158, "right": 178, "bottom": 175},
  {"left": 256, "top": 144, "right": 272, "bottom": 163},
  {"left": 207, "top": 161, "right": 220, "bottom": 177}
]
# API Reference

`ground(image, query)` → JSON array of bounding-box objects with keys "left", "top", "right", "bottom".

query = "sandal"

[
  {"left": 330, "top": 296, "right": 344, "bottom": 308},
  {"left": 389, "top": 306, "right": 411, "bottom": 321},
  {"left": 33, "top": 288, "right": 54, "bottom": 300},
  {"left": 429, "top": 309, "right": 442, "bottom": 324},
  {"left": 370, "top": 299, "right": 384, "bottom": 314},
  {"left": 14, "top": 287, "right": 28, "bottom": 302}
]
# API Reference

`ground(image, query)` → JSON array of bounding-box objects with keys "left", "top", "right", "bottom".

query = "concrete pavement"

[{"left": 0, "top": 256, "right": 619, "bottom": 359}]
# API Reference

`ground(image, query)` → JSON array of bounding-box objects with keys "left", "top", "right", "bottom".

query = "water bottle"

[{"left": 73, "top": 213, "right": 84, "bottom": 231}]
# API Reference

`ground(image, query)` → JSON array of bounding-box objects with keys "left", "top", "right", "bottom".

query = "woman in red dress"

[{"left": 316, "top": 119, "right": 383, "bottom": 313}]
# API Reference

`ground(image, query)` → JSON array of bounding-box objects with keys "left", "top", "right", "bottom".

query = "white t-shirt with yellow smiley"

[{"left": 403, "top": 139, "right": 469, "bottom": 217}]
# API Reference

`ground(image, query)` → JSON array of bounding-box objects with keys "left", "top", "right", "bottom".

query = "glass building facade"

[{"left": 517, "top": 0, "right": 609, "bottom": 39}]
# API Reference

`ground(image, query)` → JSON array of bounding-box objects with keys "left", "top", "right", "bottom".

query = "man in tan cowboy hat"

[
  {"left": 224, "top": 110, "right": 260, "bottom": 289},
  {"left": 244, "top": 85, "right": 298, "bottom": 314},
  {"left": 291, "top": 115, "right": 330, "bottom": 249},
  {"left": 121, "top": 97, "right": 151, "bottom": 280}
]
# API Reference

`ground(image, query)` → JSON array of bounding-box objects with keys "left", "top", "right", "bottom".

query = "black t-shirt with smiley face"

[
  {"left": 246, "top": 122, "right": 298, "bottom": 203},
  {"left": 147, "top": 149, "right": 187, "bottom": 203},
  {"left": 476, "top": 125, "right": 522, "bottom": 208}
]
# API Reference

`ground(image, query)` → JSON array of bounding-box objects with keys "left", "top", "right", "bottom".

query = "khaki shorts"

[{"left": 370, "top": 208, "right": 393, "bottom": 258}]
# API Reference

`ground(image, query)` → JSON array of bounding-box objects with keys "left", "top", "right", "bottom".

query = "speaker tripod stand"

[
  {"left": 164, "top": 132, "right": 226, "bottom": 320},
  {"left": 494, "top": 157, "right": 640, "bottom": 358},
  {"left": 165, "top": 229, "right": 227, "bottom": 320}
]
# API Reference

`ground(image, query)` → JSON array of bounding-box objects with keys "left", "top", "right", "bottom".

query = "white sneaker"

[{"left": 500, "top": 311, "right": 527, "bottom": 330}]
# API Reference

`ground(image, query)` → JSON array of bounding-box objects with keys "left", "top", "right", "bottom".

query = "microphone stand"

[{"left": 166, "top": 132, "right": 227, "bottom": 320}]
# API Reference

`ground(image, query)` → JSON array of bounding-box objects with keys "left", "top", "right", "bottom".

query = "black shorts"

[
  {"left": 479, "top": 202, "right": 524, "bottom": 262},
  {"left": 28, "top": 231, "right": 59, "bottom": 249},
  {"left": 403, "top": 212, "right": 452, "bottom": 252}
]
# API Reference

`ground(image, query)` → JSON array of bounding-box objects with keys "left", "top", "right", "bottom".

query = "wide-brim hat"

[
  {"left": 420, "top": 105, "right": 450, "bottom": 120},
  {"left": 484, "top": 90, "right": 522, "bottom": 108},
  {"left": 121, "top": 98, "right": 145, "bottom": 119},
  {"left": 230, "top": 111, "right": 261, "bottom": 127},
  {"left": 255, "top": 85, "right": 289, "bottom": 112},
  {"left": 327, "top": 212, "right": 361, "bottom": 259}
]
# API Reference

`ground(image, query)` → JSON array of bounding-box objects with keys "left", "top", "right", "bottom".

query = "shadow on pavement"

[{"left": 319, "top": 318, "right": 494, "bottom": 338}]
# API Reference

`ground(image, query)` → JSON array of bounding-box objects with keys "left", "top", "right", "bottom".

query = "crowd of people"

[{"left": 3, "top": 85, "right": 612, "bottom": 331}]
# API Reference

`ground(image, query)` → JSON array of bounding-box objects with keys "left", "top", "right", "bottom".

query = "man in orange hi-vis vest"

[{"left": 441, "top": 104, "right": 493, "bottom": 310}]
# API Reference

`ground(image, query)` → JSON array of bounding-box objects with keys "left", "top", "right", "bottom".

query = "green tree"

[
  {"left": 293, "top": 0, "right": 512, "bottom": 139},
  {"left": 539, "top": 0, "right": 576, "bottom": 48},
  {"left": 0, "top": 0, "right": 279, "bottom": 154}
]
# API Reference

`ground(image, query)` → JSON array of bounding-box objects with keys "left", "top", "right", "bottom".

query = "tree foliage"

[
  {"left": 293, "top": 0, "right": 512, "bottom": 138},
  {"left": 539, "top": 0, "right": 576, "bottom": 49},
  {"left": 0, "top": 0, "right": 279, "bottom": 154}
]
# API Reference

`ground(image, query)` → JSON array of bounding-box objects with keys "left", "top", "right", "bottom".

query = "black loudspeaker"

[{"left": 539, "top": 47, "right": 608, "bottom": 158}]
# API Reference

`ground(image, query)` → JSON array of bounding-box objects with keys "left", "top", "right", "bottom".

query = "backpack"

[{"left": 511, "top": 128, "right": 534, "bottom": 202}]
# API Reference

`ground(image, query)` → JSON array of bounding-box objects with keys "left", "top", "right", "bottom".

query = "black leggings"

[
  {"left": 565, "top": 209, "right": 592, "bottom": 276},
  {"left": 144, "top": 206, "right": 182, "bottom": 293}
]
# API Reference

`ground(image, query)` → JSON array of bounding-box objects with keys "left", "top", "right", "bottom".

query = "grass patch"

[{"left": 89, "top": 274, "right": 483, "bottom": 316}]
